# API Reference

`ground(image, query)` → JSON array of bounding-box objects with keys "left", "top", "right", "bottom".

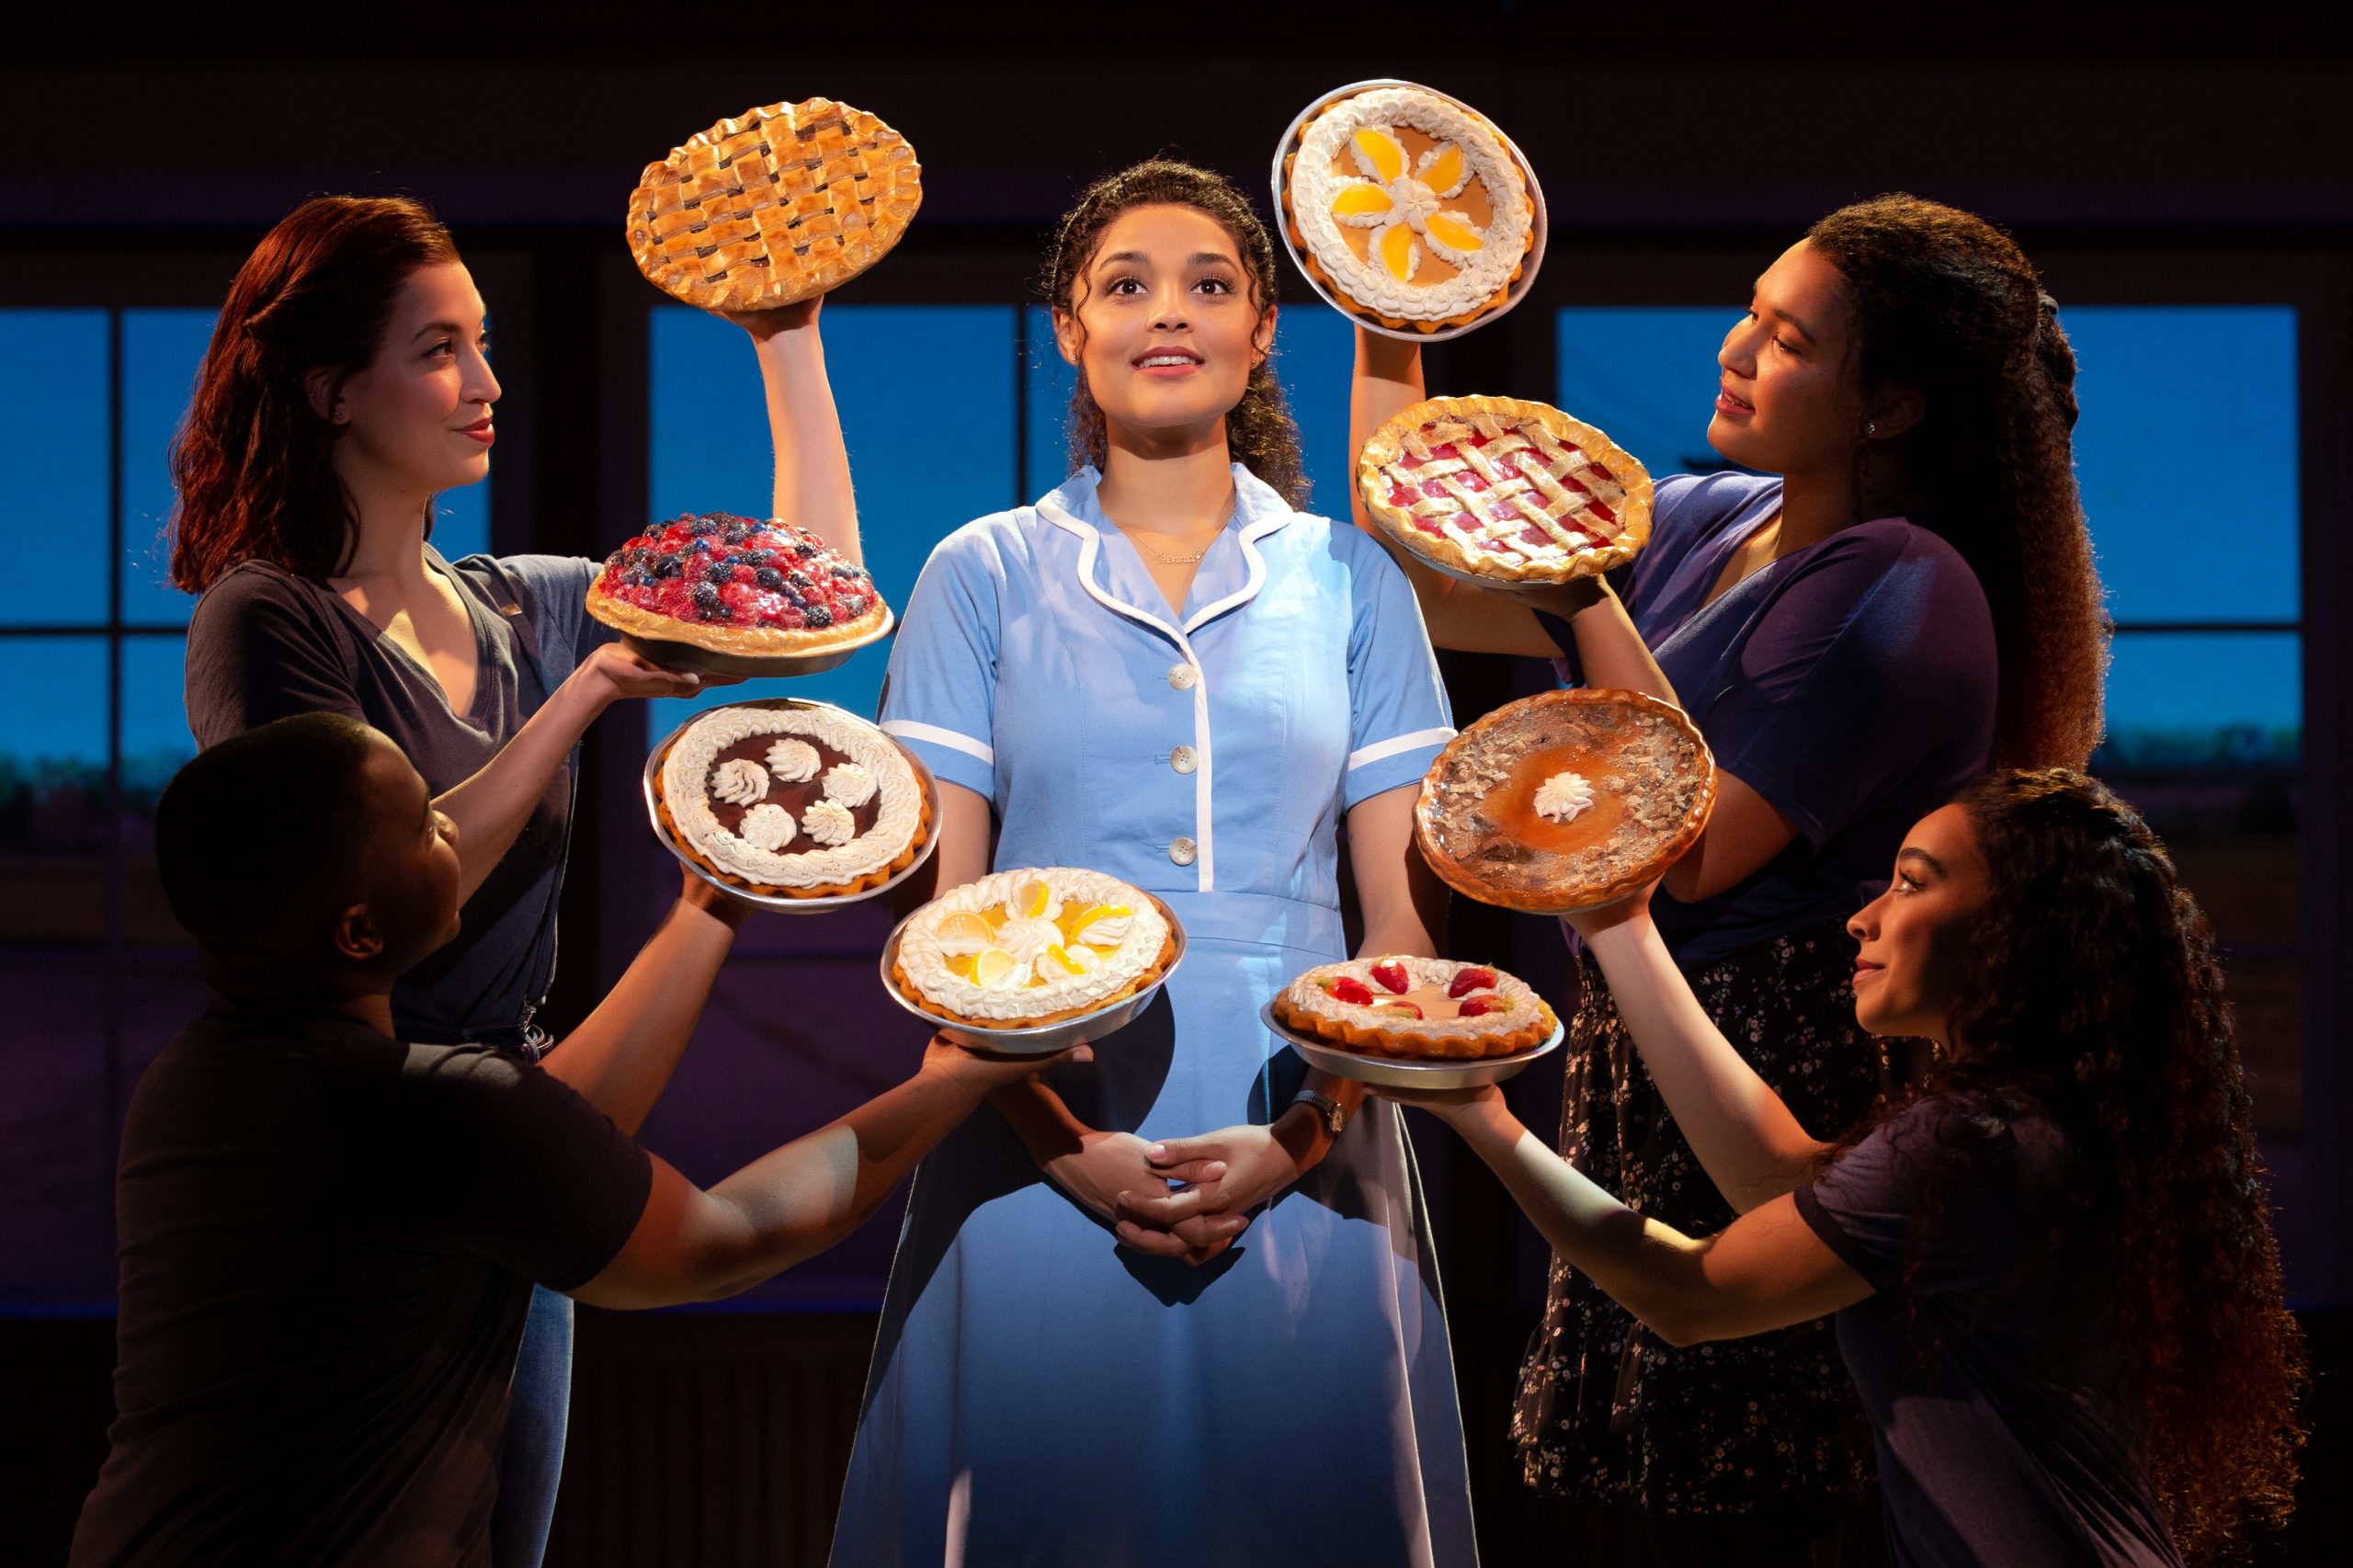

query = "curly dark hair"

[
  {"left": 1876, "top": 769, "right": 2304, "bottom": 1560},
  {"left": 1807, "top": 197, "right": 2109, "bottom": 771},
  {"left": 1041, "top": 159, "right": 1310, "bottom": 509},
  {"left": 169, "top": 195, "right": 460, "bottom": 591}
]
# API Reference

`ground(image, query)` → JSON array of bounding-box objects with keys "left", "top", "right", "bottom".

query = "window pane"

[
  {"left": 1269, "top": 307, "right": 1357, "bottom": 520},
  {"left": 2066, "top": 306, "right": 2296, "bottom": 624},
  {"left": 2097, "top": 630, "right": 2299, "bottom": 768},
  {"left": 649, "top": 304, "right": 1017, "bottom": 729},
  {"left": 120, "top": 309, "right": 214, "bottom": 628},
  {"left": 0, "top": 311, "right": 109, "bottom": 627},
  {"left": 122, "top": 635, "right": 197, "bottom": 949},
  {"left": 0, "top": 635, "right": 108, "bottom": 940},
  {"left": 1556, "top": 307, "right": 1736, "bottom": 479}
]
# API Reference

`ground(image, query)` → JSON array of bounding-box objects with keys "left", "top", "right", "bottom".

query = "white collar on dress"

[{"left": 1035, "top": 464, "right": 1294, "bottom": 642}]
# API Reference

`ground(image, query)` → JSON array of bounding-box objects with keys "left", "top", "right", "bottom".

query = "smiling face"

[
  {"left": 1707, "top": 240, "right": 1875, "bottom": 477},
  {"left": 1847, "top": 802, "right": 1990, "bottom": 1045},
  {"left": 1052, "top": 203, "right": 1273, "bottom": 450},
  {"left": 324, "top": 260, "right": 499, "bottom": 498}
]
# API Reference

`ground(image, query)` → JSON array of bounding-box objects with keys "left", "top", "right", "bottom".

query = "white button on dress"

[
  {"left": 1168, "top": 664, "right": 1199, "bottom": 691},
  {"left": 1170, "top": 744, "right": 1198, "bottom": 775},
  {"left": 1169, "top": 835, "right": 1198, "bottom": 866}
]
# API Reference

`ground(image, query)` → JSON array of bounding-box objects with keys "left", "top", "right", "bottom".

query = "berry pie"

[
  {"left": 1274, "top": 956, "right": 1556, "bottom": 1059},
  {"left": 586, "top": 513, "right": 889, "bottom": 659},
  {"left": 653, "top": 701, "right": 931, "bottom": 898},
  {"left": 1358, "top": 395, "right": 1654, "bottom": 585},
  {"left": 1416, "top": 689, "right": 1715, "bottom": 915},
  {"left": 628, "top": 97, "right": 922, "bottom": 312},
  {"left": 893, "top": 868, "right": 1177, "bottom": 1030},
  {"left": 1277, "top": 82, "right": 1538, "bottom": 335}
]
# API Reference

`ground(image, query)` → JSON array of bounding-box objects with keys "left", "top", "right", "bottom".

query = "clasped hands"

[{"left": 1046, "top": 1119, "right": 1313, "bottom": 1266}]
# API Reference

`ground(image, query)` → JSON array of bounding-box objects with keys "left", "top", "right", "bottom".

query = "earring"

[{"left": 1864, "top": 421, "right": 1878, "bottom": 437}]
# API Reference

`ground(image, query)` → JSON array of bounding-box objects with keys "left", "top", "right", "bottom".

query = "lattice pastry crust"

[
  {"left": 1358, "top": 395, "right": 1654, "bottom": 585},
  {"left": 628, "top": 97, "right": 921, "bottom": 311}
]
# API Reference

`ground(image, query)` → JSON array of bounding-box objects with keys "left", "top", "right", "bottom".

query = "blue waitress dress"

[{"left": 833, "top": 465, "right": 1477, "bottom": 1568}]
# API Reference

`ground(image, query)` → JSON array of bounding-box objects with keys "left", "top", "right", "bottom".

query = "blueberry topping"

[
  {"left": 704, "top": 564, "right": 732, "bottom": 585},
  {"left": 690, "top": 581, "right": 720, "bottom": 609},
  {"left": 828, "top": 563, "right": 865, "bottom": 582},
  {"left": 755, "top": 567, "right": 785, "bottom": 589},
  {"left": 787, "top": 569, "right": 813, "bottom": 588},
  {"left": 689, "top": 516, "right": 722, "bottom": 537},
  {"left": 653, "top": 556, "right": 682, "bottom": 579},
  {"left": 802, "top": 604, "right": 833, "bottom": 629}
]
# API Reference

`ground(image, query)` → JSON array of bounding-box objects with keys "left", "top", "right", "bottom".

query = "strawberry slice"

[
  {"left": 1321, "top": 976, "right": 1375, "bottom": 1006},
  {"left": 1447, "top": 967, "right": 1497, "bottom": 999},
  {"left": 1372, "top": 999, "right": 1424, "bottom": 1019},
  {"left": 1457, "top": 996, "right": 1504, "bottom": 1017},
  {"left": 1370, "top": 960, "right": 1410, "bottom": 994}
]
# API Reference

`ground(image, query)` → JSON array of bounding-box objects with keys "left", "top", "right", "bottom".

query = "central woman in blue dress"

[{"left": 833, "top": 162, "right": 1477, "bottom": 1566}]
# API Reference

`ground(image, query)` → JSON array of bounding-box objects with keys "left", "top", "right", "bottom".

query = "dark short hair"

[{"left": 156, "top": 712, "right": 384, "bottom": 949}]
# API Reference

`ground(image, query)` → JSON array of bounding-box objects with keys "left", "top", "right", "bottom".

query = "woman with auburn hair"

[
  {"left": 172, "top": 193, "right": 860, "bottom": 1566},
  {"left": 1370, "top": 769, "right": 2305, "bottom": 1566},
  {"left": 836, "top": 160, "right": 1474, "bottom": 1565},
  {"left": 1349, "top": 193, "right": 2109, "bottom": 1561}
]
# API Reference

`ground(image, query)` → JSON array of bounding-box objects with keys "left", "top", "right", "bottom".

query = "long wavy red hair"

[{"left": 168, "top": 196, "right": 459, "bottom": 590}]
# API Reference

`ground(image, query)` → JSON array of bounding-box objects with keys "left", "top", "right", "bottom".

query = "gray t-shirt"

[
  {"left": 1794, "top": 1096, "right": 2183, "bottom": 1567},
  {"left": 183, "top": 550, "right": 611, "bottom": 1044}
]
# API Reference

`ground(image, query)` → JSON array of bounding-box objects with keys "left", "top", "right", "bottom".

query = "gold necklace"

[{"left": 1120, "top": 525, "right": 1220, "bottom": 566}]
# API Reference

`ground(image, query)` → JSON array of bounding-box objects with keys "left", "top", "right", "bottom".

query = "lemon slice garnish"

[
  {"left": 1060, "top": 903, "right": 1131, "bottom": 943},
  {"left": 1331, "top": 185, "right": 1393, "bottom": 220},
  {"left": 1042, "top": 944, "right": 1086, "bottom": 976},
  {"left": 937, "top": 911, "right": 995, "bottom": 946},
  {"left": 946, "top": 952, "right": 978, "bottom": 982},
  {"left": 972, "top": 949, "right": 1020, "bottom": 988},
  {"left": 1010, "top": 878, "right": 1052, "bottom": 920}
]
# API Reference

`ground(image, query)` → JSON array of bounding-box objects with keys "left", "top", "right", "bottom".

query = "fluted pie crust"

[
  {"left": 627, "top": 97, "right": 921, "bottom": 312},
  {"left": 1415, "top": 689, "right": 1716, "bottom": 915},
  {"left": 1273, "top": 955, "right": 1556, "bottom": 1059},
  {"left": 1358, "top": 395, "right": 1654, "bottom": 585},
  {"left": 890, "top": 869, "right": 1178, "bottom": 1031},
  {"left": 889, "top": 928, "right": 1179, "bottom": 1031},
  {"left": 588, "top": 575, "right": 891, "bottom": 656}
]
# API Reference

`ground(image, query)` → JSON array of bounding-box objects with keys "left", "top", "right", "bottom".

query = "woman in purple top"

[
  {"left": 1365, "top": 768, "right": 2306, "bottom": 1567},
  {"left": 1350, "top": 195, "right": 2109, "bottom": 1559}
]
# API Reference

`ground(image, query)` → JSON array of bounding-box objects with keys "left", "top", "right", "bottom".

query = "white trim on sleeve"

[
  {"left": 1345, "top": 726, "right": 1457, "bottom": 773},
  {"left": 880, "top": 719, "right": 994, "bottom": 767}
]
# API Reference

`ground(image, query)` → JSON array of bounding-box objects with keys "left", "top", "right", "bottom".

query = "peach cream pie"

[
  {"left": 1274, "top": 956, "right": 1557, "bottom": 1059},
  {"left": 893, "top": 869, "right": 1175, "bottom": 1030},
  {"left": 654, "top": 703, "right": 929, "bottom": 898},
  {"left": 1280, "top": 83, "right": 1535, "bottom": 334}
]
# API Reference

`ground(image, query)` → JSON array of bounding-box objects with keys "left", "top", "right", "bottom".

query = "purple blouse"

[
  {"left": 1618, "top": 472, "right": 1997, "bottom": 968},
  {"left": 1796, "top": 1097, "right": 2182, "bottom": 1567}
]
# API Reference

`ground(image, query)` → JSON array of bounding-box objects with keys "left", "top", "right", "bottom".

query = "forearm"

[
  {"left": 754, "top": 323, "right": 859, "bottom": 562},
  {"left": 697, "top": 1069, "right": 982, "bottom": 1294},
  {"left": 1559, "top": 588, "right": 1678, "bottom": 702},
  {"left": 434, "top": 674, "right": 607, "bottom": 902},
  {"left": 1447, "top": 1096, "right": 1717, "bottom": 1340},
  {"left": 1582, "top": 915, "right": 1825, "bottom": 1208},
  {"left": 540, "top": 896, "right": 735, "bottom": 1134},
  {"left": 988, "top": 1074, "right": 1094, "bottom": 1165}
]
